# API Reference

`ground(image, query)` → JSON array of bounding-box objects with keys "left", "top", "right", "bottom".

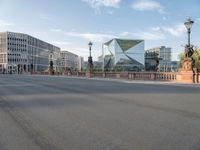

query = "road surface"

[{"left": 0, "top": 74, "right": 200, "bottom": 150}]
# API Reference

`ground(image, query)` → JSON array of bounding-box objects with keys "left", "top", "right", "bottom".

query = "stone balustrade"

[
  {"left": 32, "top": 71, "right": 200, "bottom": 83},
  {"left": 128, "top": 72, "right": 177, "bottom": 81},
  {"left": 68, "top": 72, "right": 179, "bottom": 82}
]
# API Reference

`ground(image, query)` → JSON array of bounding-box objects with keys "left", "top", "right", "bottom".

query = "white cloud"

[
  {"left": 50, "top": 27, "right": 165, "bottom": 43},
  {"left": 82, "top": 0, "right": 121, "bottom": 14},
  {"left": 120, "top": 31, "right": 165, "bottom": 40},
  {"left": 82, "top": 0, "right": 121, "bottom": 8},
  {"left": 163, "top": 23, "right": 186, "bottom": 37},
  {"left": 50, "top": 28, "right": 62, "bottom": 32},
  {"left": 131, "top": 0, "right": 164, "bottom": 13},
  {"left": 151, "top": 27, "right": 161, "bottom": 31},
  {"left": 36, "top": 13, "right": 51, "bottom": 20},
  {"left": 64, "top": 31, "right": 117, "bottom": 42},
  {"left": 135, "top": 31, "right": 165, "bottom": 40},
  {"left": 64, "top": 30, "right": 165, "bottom": 41},
  {"left": 162, "top": 16, "right": 167, "bottom": 21},
  {"left": 119, "top": 32, "right": 132, "bottom": 37},
  {"left": 51, "top": 41, "right": 72, "bottom": 45},
  {"left": 150, "top": 23, "right": 187, "bottom": 37},
  {"left": 0, "top": 20, "right": 15, "bottom": 29},
  {"left": 71, "top": 47, "right": 89, "bottom": 53},
  {"left": 107, "top": 10, "right": 114, "bottom": 15}
]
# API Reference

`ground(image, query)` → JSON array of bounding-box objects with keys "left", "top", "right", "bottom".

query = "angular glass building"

[{"left": 103, "top": 39, "right": 144, "bottom": 71}]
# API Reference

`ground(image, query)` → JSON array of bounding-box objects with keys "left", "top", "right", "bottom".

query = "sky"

[{"left": 0, "top": 0, "right": 200, "bottom": 61}]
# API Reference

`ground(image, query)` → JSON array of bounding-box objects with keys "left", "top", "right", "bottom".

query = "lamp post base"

[
  {"left": 87, "top": 56, "right": 93, "bottom": 77},
  {"left": 177, "top": 58, "right": 197, "bottom": 83}
]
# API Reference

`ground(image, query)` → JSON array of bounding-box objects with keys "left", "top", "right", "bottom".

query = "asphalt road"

[{"left": 0, "top": 74, "right": 200, "bottom": 150}]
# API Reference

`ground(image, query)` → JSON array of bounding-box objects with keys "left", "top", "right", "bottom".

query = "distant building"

[
  {"left": 93, "top": 61, "right": 103, "bottom": 71},
  {"left": 145, "top": 46, "right": 172, "bottom": 72},
  {"left": 78, "top": 56, "right": 84, "bottom": 71},
  {"left": 83, "top": 61, "right": 88, "bottom": 71},
  {"left": 145, "top": 51, "right": 161, "bottom": 72},
  {"left": 60, "top": 51, "right": 83, "bottom": 71},
  {"left": 0, "top": 31, "right": 60, "bottom": 73},
  {"left": 98, "top": 54, "right": 114, "bottom": 71},
  {"left": 103, "top": 39, "right": 145, "bottom": 71},
  {"left": 171, "top": 61, "right": 179, "bottom": 72}
]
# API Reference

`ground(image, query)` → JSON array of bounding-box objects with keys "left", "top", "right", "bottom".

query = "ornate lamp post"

[
  {"left": 177, "top": 18, "right": 197, "bottom": 83},
  {"left": 88, "top": 41, "right": 93, "bottom": 73},
  {"left": 184, "top": 18, "right": 194, "bottom": 58}
]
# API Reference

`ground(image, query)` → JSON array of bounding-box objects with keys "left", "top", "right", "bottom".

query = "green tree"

[
  {"left": 193, "top": 48, "right": 200, "bottom": 71},
  {"left": 178, "top": 52, "right": 185, "bottom": 68}
]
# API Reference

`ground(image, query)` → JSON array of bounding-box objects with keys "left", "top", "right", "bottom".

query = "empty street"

[{"left": 0, "top": 75, "right": 200, "bottom": 150}]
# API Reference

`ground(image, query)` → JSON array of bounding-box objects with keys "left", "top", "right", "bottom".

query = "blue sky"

[{"left": 0, "top": 0, "right": 200, "bottom": 61}]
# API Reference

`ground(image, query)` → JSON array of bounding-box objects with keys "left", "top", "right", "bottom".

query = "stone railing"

[
  {"left": 195, "top": 73, "right": 200, "bottom": 83},
  {"left": 199, "top": 74, "right": 200, "bottom": 83},
  {"left": 33, "top": 71, "right": 200, "bottom": 83},
  {"left": 128, "top": 72, "right": 177, "bottom": 81},
  {"left": 66, "top": 71, "right": 179, "bottom": 82}
]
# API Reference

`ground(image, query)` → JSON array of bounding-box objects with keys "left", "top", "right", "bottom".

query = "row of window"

[
  {"left": 8, "top": 59, "right": 27, "bottom": 62},
  {"left": 7, "top": 40, "right": 56, "bottom": 52},
  {"left": 8, "top": 48, "right": 27, "bottom": 52},
  {"left": 8, "top": 53, "right": 21, "bottom": 56},
  {"left": 7, "top": 37, "right": 26, "bottom": 42},
  {"left": 8, "top": 43, "right": 27, "bottom": 47}
]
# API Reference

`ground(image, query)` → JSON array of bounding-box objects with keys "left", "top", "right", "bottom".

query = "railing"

[
  {"left": 199, "top": 74, "right": 200, "bottom": 83},
  {"left": 32, "top": 71, "right": 199, "bottom": 83},
  {"left": 128, "top": 72, "right": 177, "bottom": 81},
  {"left": 70, "top": 71, "right": 178, "bottom": 82},
  {"left": 196, "top": 73, "right": 200, "bottom": 83},
  {"left": 93, "top": 72, "right": 104, "bottom": 78}
]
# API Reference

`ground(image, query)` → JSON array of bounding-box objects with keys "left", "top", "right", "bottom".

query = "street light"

[
  {"left": 184, "top": 18, "right": 194, "bottom": 47},
  {"left": 88, "top": 42, "right": 92, "bottom": 57},
  {"left": 88, "top": 41, "right": 93, "bottom": 73},
  {"left": 184, "top": 18, "right": 194, "bottom": 58}
]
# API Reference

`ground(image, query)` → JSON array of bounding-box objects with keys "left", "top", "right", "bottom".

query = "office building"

[
  {"left": 103, "top": 39, "right": 145, "bottom": 71},
  {"left": 145, "top": 46, "right": 172, "bottom": 72},
  {"left": 171, "top": 61, "right": 179, "bottom": 72},
  {"left": 0, "top": 31, "right": 60, "bottom": 73},
  {"left": 60, "top": 51, "right": 83, "bottom": 71}
]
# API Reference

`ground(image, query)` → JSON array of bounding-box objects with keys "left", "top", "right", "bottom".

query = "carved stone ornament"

[{"left": 181, "top": 59, "right": 193, "bottom": 72}]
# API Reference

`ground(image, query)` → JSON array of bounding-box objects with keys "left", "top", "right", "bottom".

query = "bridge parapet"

[{"left": 35, "top": 71, "right": 199, "bottom": 83}]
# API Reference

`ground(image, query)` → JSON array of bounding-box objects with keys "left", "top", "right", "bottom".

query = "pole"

[
  {"left": 102, "top": 43, "right": 104, "bottom": 72},
  {"left": 188, "top": 28, "right": 191, "bottom": 47},
  {"left": 89, "top": 47, "right": 91, "bottom": 57}
]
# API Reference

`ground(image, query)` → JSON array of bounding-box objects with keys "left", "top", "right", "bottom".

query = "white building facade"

[
  {"left": 60, "top": 51, "right": 83, "bottom": 71},
  {"left": 0, "top": 31, "right": 60, "bottom": 73}
]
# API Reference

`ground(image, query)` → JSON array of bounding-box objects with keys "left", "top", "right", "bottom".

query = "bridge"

[{"left": 0, "top": 74, "right": 200, "bottom": 150}]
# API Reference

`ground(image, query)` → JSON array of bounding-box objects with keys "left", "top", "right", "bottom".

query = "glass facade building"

[{"left": 103, "top": 39, "right": 145, "bottom": 71}]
